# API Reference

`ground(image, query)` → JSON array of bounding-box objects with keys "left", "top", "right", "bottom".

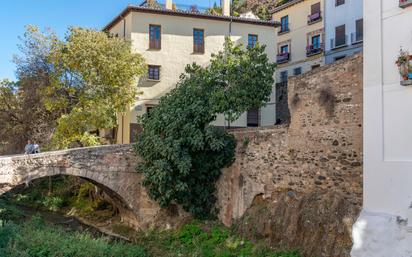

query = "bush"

[
  {"left": 0, "top": 216, "right": 148, "bottom": 257},
  {"left": 136, "top": 39, "right": 276, "bottom": 218}
]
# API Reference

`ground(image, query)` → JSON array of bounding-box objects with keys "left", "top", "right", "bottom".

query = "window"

[
  {"left": 148, "top": 65, "right": 160, "bottom": 80},
  {"left": 335, "top": 25, "right": 346, "bottom": 47},
  {"left": 248, "top": 34, "right": 258, "bottom": 48},
  {"left": 356, "top": 19, "right": 363, "bottom": 42},
  {"left": 293, "top": 67, "right": 302, "bottom": 76},
  {"left": 146, "top": 106, "right": 155, "bottom": 117},
  {"left": 280, "top": 71, "right": 288, "bottom": 82},
  {"left": 334, "top": 55, "right": 346, "bottom": 62},
  {"left": 280, "top": 45, "right": 289, "bottom": 54},
  {"left": 312, "top": 35, "right": 321, "bottom": 49},
  {"left": 280, "top": 16, "right": 289, "bottom": 33},
  {"left": 335, "top": 0, "right": 345, "bottom": 6},
  {"left": 311, "top": 64, "right": 320, "bottom": 70},
  {"left": 193, "top": 29, "right": 205, "bottom": 53},
  {"left": 149, "top": 25, "right": 161, "bottom": 49},
  {"left": 311, "top": 3, "right": 321, "bottom": 14},
  {"left": 247, "top": 108, "right": 260, "bottom": 127}
]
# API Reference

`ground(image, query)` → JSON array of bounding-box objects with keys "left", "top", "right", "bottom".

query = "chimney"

[
  {"left": 221, "top": 0, "right": 231, "bottom": 16},
  {"left": 165, "top": 0, "right": 173, "bottom": 10}
]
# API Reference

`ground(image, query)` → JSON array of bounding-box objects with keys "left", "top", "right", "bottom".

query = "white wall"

[
  {"left": 325, "top": 0, "right": 363, "bottom": 52},
  {"left": 128, "top": 12, "right": 277, "bottom": 128},
  {"left": 351, "top": 0, "right": 412, "bottom": 256}
]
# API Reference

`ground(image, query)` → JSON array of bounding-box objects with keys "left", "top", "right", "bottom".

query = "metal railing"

[
  {"left": 306, "top": 43, "right": 324, "bottom": 56},
  {"left": 351, "top": 32, "right": 363, "bottom": 44},
  {"left": 307, "top": 11, "right": 322, "bottom": 24},
  {"left": 277, "top": 52, "right": 290, "bottom": 64},
  {"left": 330, "top": 35, "right": 348, "bottom": 49}
]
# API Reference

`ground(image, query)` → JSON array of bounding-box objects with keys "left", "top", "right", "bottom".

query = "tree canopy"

[
  {"left": 0, "top": 26, "right": 146, "bottom": 153},
  {"left": 135, "top": 39, "right": 276, "bottom": 218}
]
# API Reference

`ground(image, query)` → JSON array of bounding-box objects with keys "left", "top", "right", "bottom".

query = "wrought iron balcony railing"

[
  {"left": 277, "top": 52, "right": 290, "bottom": 64},
  {"left": 308, "top": 11, "right": 322, "bottom": 24}
]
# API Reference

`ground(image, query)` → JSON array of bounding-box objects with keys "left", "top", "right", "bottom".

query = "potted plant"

[{"left": 396, "top": 48, "right": 411, "bottom": 81}]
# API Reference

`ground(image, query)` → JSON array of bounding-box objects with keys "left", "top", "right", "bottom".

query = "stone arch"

[{"left": 0, "top": 145, "right": 160, "bottom": 229}]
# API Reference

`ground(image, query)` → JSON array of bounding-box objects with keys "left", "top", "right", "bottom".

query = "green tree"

[
  {"left": 0, "top": 26, "right": 59, "bottom": 154},
  {"left": 46, "top": 27, "right": 146, "bottom": 148},
  {"left": 135, "top": 39, "right": 275, "bottom": 218}
]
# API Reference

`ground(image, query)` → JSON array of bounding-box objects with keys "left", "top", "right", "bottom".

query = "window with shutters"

[
  {"left": 248, "top": 34, "right": 258, "bottom": 48},
  {"left": 335, "top": 25, "right": 346, "bottom": 47},
  {"left": 280, "top": 16, "right": 289, "bottom": 33},
  {"left": 293, "top": 67, "right": 302, "bottom": 76},
  {"left": 311, "top": 2, "right": 321, "bottom": 14},
  {"left": 148, "top": 65, "right": 160, "bottom": 81},
  {"left": 149, "top": 25, "right": 161, "bottom": 50},
  {"left": 193, "top": 29, "right": 205, "bottom": 53},
  {"left": 335, "top": 0, "right": 345, "bottom": 6},
  {"left": 356, "top": 19, "right": 363, "bottom": 42},
  {"left": 247, "top": 108, "right": 260, "bottom": 127}
]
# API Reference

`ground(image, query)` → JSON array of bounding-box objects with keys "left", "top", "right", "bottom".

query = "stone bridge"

[{"left": 0, "top": 144, "right": 167, "bottom": 229}]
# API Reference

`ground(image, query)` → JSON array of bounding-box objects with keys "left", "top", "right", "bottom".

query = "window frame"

[
  {"left": 148, "top": 65, "right": 161, "bottom": 81},
  {"left": 280, "top": 15, "right": 289, "bottom": 33},
  {"left": 280, "top": 45, "right": 289, "bottom": 54},
  {"left": 248, "top": 34, "right": 258, "bottom": 48},
  {"left": 293, "top": 67, "right": 302, "bottom": 76},
  {"left": 335, "top": 24, "right": 346, "bottom": 47},
  {"left": 149, "top": 24, "right": 161, "bottom": 50},
  {"left": 335, "top": 0, "right": 345, "bottom": 6},
  {"left": 193, "top": 28, "right": 205, "bottom": 54},
  {"left": 312, "top": 35, "right": 321, "bottom": 49}
]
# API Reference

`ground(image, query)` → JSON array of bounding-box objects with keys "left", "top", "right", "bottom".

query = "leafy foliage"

[
  {"left": 0, "top": 216, "right": 148, "bottom": 257},
  {"left": 132, "top": 221, "right": 302, "bottom": 257},
  {"left": 136, "top": 39, "right": 275, "bottom": 218},
  {"left": 46, "top": 27, "right": 146, "bottom": 148},
  {"left": 0, "top": 26, "right": 146, "bottom": 153}
]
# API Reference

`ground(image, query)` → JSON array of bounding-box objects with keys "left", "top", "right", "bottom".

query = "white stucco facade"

[
  {"left": 324, "top": 0, "right": 363, "bottom": 64},
  {"left": 351, "top": 0, "right": 412, "bottom": 256},
  {"left": 107, "top": 6, "right": 278, "bottom": 144}
]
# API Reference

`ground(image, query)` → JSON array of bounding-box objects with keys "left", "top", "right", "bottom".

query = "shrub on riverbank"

[{"left": 0, "top": 216, "right": 147, "bottom": 257}]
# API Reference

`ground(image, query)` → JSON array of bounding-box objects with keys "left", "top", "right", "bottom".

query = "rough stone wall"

[
  {"left": 217, "top": 54, "right": 363, "bottom": 257},
  {"left": 275, "top": 82, "right": 290, "bottom": 124}
]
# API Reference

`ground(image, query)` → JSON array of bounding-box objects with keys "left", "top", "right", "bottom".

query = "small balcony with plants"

[
  {"left": 307, "top": 11, "right": 322, "bottom": 25},
  {"left": 399, "top": 0, "right": 412, "bottom": 8},
  {"left": 277, "top": 52, "right": 290, "bottom": 64},
  {"left": 306, "top": 43, "right": 324, "bottom": 57},
  {"left": 396, "top": 48, "right": 412, "bottom": 86}
]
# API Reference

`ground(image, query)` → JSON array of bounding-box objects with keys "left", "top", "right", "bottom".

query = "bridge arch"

[{"left": 0, "top": 145, "right": 160, "bottom": 229}]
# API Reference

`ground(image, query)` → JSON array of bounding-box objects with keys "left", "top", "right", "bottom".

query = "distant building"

[
  {"left": 272, "top": 0, "right": 325, "bottom": 83},
  {"left": 324, "top": 0, "right": 363, "bottom": 64},
  {"left": 103, "top": 0, "right": 278, "bottom": 144}
]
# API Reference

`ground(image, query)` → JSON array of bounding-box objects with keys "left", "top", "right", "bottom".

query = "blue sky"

[{"left": 0, "top": 0, "right": 216, "bottom": 80}]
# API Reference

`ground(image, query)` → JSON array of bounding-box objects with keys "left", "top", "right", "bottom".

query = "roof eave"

[{"left": 103, "top": 6, "right": 279, "bottom": 32}]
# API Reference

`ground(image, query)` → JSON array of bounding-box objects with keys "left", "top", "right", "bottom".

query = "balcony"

[
  {"left": 330, "top": 35, "right": 348, "bottom": 50},
  {"left": 400, "top": 0, "right": 412, "bottom": 8},
  {"left": 277, "top": 52, "right": 290, "bottom": 64},
  {"left": 306, "top": 44, "right": 324, "bottom": 57},
  {"left": 308, "top": 12, "right": 322, "bottom": 25},
  {"left": 351, "top": 32, "right": 363, "bottom": 44},
  {"left": 278, "top": 25, "right": 290, "bottom": 35}
]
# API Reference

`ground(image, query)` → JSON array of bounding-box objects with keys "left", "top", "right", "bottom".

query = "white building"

[
  {"left": 104, "top": 0, "right": 278, "bottom": 144},
  {"left": 352, "top": 0, "right": 412, "bottom": 256},
  {"left": 324, "top": 0, "right": 363, "bottom": 64}
]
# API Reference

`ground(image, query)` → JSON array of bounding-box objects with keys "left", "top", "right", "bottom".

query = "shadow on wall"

[{"left": 218, "top": 54, "right": 363, "bottom": 257}]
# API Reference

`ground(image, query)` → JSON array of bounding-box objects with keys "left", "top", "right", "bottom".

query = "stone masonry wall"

[{"left": 217, "top": 54, "right": 363, "bottom": 257}]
